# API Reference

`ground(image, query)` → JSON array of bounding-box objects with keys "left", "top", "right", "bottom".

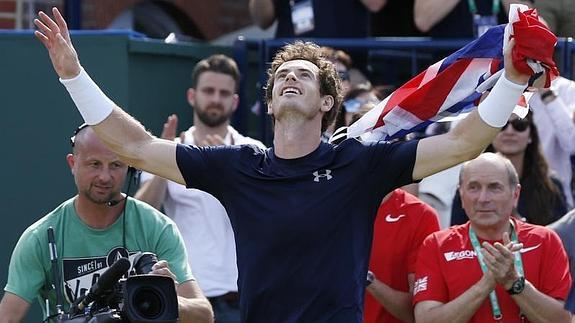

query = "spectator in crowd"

[
  {"left": 135, "top": 55, "right": 265, "bottom": 323},
  {"left": 365, "top": 188, "right": 440, "bottom": 323},
  {"left": 548, "top": 208, "right": 575, "bottom": 286},
  {"left": 249, "top": 0, "right": 387, "bottom": 38},
  {"left": 371, "top": 0, "right": 422, "bottom": 37},
  {"left": 534, "top": 0, "right": 575, "bottom": 37},
  {"left": 0, "top": 126, "right": 213, "bottom": 322},
  {"left": 403, "top": 119, "right": 459, "bottom": 229},
  {"left": 320, "top": 47, "right": 354, "bottom": 94},
  {"left": 249, "top": 1, "right": 386, "bottom": 74},
  {"left": 451, "top": 112, "right": 567, "bottom": 226},
  {"left": 333, "top": 83, "right": 379, "bottom": 133},
  {"left": 36, "top": 7, "right": 535, "bottom": 322},
  {"left": 414, "top": 152, "right": 572, "bottom": 323},
  {"left": 530, "top": 76, "right": 575, "bottom": 209},
  {"left": 419, "top": 164, "right": 462, "bottom": 228},
  {"left": 349, "top": 102, "right": 378, "bottom": 125},
  {"left": 414, "top": 0, "right": 527, "bottom": 38},
  {"left": 371, "top": 84, "right": 395, "bottom": 101}
]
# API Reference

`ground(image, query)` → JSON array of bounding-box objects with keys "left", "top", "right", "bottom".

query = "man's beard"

[
  {"left": 82, "top": 187, "right": 117, "bottom": 205},
  {"left": 196, "top": 103, "right": 232, "bottom": 127}
]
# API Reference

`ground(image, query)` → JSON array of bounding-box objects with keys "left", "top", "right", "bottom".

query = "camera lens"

[
  {"left": 133, "top": 287, "right": 164, "bottom": 318},
  {"left": 124, "top": 275, "right": 179, "bottom": 322}
]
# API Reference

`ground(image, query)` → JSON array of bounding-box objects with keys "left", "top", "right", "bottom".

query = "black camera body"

[{"left": 58, "top": 253, "right": 179, "bottom": 323}]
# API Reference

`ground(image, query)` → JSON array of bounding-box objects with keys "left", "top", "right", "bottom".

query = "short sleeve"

[
  {"left": 407, "top": 209, "right": 440, "bottom": 273},
  {"left": 175, "top": 144, "right": 236, "bottom": 196},
  {"left": 538, "top": 230, "right": 572, "bottom": 300},
  {"left": 4, "top": 228, "right": 48, "bottom": 303},
  {"left": 413, "top": 234, "right": 449, "bottom": 304},
  {"left": 154, "top": 217, "right": 195, "bottom": 284},
  {"left": 366, "top": 139, "right": 420, "bottom": 189}
]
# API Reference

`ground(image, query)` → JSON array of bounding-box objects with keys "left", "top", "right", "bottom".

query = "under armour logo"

[{"left": 313, "top": 169, "right": 333, "bottom": 182}]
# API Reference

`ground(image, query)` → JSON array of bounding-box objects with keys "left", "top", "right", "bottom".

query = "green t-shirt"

[{"left": 4, "top": 196, "right": 194, "bottom": 319}]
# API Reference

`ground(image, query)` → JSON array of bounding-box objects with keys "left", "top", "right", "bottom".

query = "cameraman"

[{"left": 0, "top": 126, "right": 213, "bottom": 322}]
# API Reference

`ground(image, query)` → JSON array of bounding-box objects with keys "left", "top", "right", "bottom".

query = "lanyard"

[
  {"left": 469, "top": 222, "right": 524, "bottom": 321},
  {"left": 467, "top": 0, "right": 500, "bottom": 15}
]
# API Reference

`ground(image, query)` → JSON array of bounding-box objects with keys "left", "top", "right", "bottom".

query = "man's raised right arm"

[{"left": 35, "top": 8, "right": 185, "bottom": 185}]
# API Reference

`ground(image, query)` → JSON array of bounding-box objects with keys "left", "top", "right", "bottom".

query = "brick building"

[{"left": 0, "top": 0, "right": 252, "bottom": 41}]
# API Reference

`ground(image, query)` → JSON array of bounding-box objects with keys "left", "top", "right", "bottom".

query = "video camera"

[{"left": 56, "top": 252, "right": 179, "bottom": 323}]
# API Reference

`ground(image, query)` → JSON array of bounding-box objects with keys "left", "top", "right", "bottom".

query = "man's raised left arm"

[{"left": 412, "top": 39, "right": 530, "bottom": 180}]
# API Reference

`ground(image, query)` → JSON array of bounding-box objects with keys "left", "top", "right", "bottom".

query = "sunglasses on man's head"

[{"left": 502, "top": 118, "right": 529, "bottom": 132}]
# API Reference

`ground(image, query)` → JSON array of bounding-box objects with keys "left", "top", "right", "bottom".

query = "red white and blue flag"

[{"left": 340, "top": 5, "right": 557, "bottom": 142}]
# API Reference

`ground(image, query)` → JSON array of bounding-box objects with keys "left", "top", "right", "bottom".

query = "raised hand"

[
  {"left": 161, "top": 114, "right": 179, "bottom": 141},
  {"left": 504, "top": 38, "right": 547, "bottom": 89},
  {"left": 503, "top": 38, "right": 530, "bottom": 86},
  {"left": 34, "top": 7, "right": 81, "bottom": 79}
]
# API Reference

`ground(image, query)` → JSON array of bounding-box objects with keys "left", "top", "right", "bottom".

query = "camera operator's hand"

[
  {"left": 149, "top": 260, "right": 214, "bottom": 322},
  {"left": 150, "top": 260, "right": 179, "bottom": 287}
]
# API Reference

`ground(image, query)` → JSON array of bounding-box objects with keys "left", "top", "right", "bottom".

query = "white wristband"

[
  {"left": 478, "top": 74, "right": 527, "bottom": 128},
  {"left": 59, "top": 67, "right": 115, "bottom": 125}
]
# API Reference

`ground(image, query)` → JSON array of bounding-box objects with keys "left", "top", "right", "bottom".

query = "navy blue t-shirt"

[{"left": 176, "top": 138, "right": 419, "bottom": 322}]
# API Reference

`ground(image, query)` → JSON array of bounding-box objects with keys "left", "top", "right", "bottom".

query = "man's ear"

[
  {"left": 66, "top": 154, "right": 75, "bottom": 175},
  {"left": 232, "top": 93, "right": 239, "bottom": 113},
  {"left": 513, "top": 184, "right": 521, "bottom": 208},
  {"left": 321, "top": 95, "right": 334, "bottom": 112},
  {"left": 187, "top": 88, "right": 196, "bottom": 106}
]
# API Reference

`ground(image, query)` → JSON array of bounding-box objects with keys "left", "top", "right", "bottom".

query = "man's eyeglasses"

[
  {"left": 502, "top": 118, "right": 529, "bottom": 132},
  {"left": 338, "top": 70, "right": 350, "bottom": 81}
]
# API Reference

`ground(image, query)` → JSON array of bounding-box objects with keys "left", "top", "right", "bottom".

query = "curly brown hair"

[{"left": 265, "top": 41, "right": 343, "bottom": 133}]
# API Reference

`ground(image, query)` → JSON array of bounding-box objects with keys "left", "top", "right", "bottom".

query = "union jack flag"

[
  {"left": 413, "top": 276, "right": 428, "bottom": 295},
  {"left": 338, "top": 5, "right": 556, "bottom": 143}
]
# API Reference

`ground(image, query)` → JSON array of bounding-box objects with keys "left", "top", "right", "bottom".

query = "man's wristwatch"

[
  {"left": 366, "top": 271, "right": 375, "bottom": 287},
  {"left": 507, "top": 276, "right": 526, "bottom": 295}
]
